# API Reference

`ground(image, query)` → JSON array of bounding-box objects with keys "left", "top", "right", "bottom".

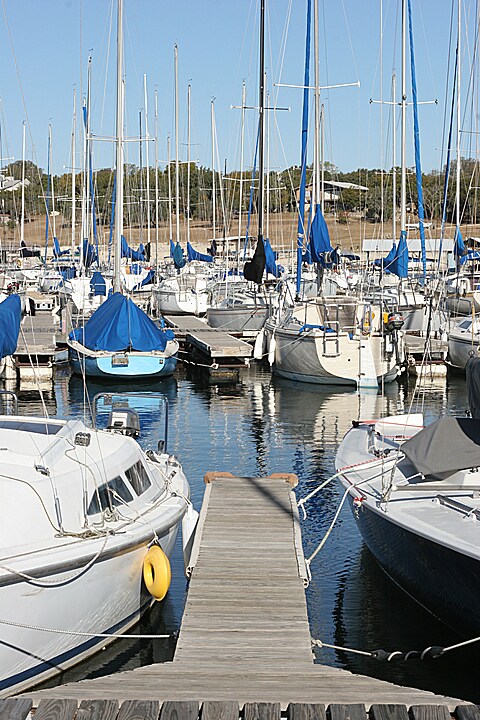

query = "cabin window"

[
  {"left": 125, "top": 460, "right": 152, "bottom": 495},
  {"left": 87, "top": 475, "right": 134, "bottom": 515},
  {"left": 459, "top": 320, "right": 472, "bottom": 330}
]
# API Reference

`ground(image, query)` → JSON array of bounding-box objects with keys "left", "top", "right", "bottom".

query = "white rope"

[
  {"left": 311, "top": 638, "right": 372, "bottom": 658},
  {"left": 0, "top": 617, "right": 171, "bottom": 640},
  {"left": 0, "top": 533, "right": 110, "bottom": 586}
]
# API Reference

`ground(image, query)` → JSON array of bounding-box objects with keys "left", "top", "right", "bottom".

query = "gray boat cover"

[
  {"left": 402, "top": 416, "right": 480, "bottom": 479},
  {"left": 466, "top": 356, "right": 480, "bottom": 419}
]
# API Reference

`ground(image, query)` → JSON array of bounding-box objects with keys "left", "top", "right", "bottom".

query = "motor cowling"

[
  {"left": 384, "top": 312, "right": 404, "bottom": 333},
  {"left": 107, "top": 408, "right": 141, "bottom": 437}
]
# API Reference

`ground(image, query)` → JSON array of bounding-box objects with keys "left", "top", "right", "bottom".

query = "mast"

[
  {"left": 400, "top": 0, "right": 407, "bottom": 236},
  {"left": 456, "top": 0, "right": 461, "bottom": 235},
  {"left": 114, "top": 0, "right": 124, "bottom": 293},
  {"left": 392, "top": 72, "right": 397, "bottom": 241},
  {"left": 20, "top": 121, "right": 25, "bottom": 247},
  {"left": 238, "top": 81, "right": 246, "bottom": 269},
  {"left": 187, "top": 83, "right": 191, "bottom": 247},
  {"left": 154, "top": 88, "right": 159, "bottom": 268},
  {"left": 211, "top": 99, "right": 216, "bottom": 246},
  {"left": 167, "top": 135, "right": 173, "bottom": 243},
  {"left": 257, "top": 0, "right": 265, "bottom": 244},
  {"left": 313, "top": 0, "right": 320, "bottom": 209},
  {"left": 144, "top": 74, "right": 151, "bottom": 250},
  {"left": 71, "top": 89, "right": 76, "bottom": 253},
  {"left": 174, "top": 44, "right": 180, "bottom": 246}
]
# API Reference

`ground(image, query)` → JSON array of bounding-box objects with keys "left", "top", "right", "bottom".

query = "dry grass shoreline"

[{"left": 3, "top": 213, "right": 477, "bottom": 261}]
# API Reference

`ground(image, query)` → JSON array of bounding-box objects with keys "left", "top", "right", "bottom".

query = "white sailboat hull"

[{"left": 266, "top": 322, "right": 401, "bottom": 387}]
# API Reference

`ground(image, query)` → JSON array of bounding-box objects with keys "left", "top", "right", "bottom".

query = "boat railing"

[
  {"left": 91, "top": 392, "right": 170, "bottom": 452},
  {"left": 0, "top": 390, "right": 18, "bottom": 415}
]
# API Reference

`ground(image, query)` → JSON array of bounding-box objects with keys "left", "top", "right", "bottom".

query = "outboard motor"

[
  {"left": 107, "top": 407, "right": 141, "bottom": 438},
  {"left": 384, "top": 312, "right": 404, "bottom": 333}
]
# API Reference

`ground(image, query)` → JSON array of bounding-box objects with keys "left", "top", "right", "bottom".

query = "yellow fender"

[{"left": 143, "top": 544, "right": 171, "bottom": 601}]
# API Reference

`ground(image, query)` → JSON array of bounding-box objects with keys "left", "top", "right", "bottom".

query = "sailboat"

[
  {"left": 0, "top": 388, "right": 191, "bottom": 696},
  {"left": 334, "top": 0, "right": 480, "bottom": 638},
  {"left": 264, "top": 0, "right": 403, "bottom": 388},
  {"left": 67, "top": 0, "right": 178, "bottom": 380},
  {"left": 0, "top": 3, "right": 193, "bottom": 696}
]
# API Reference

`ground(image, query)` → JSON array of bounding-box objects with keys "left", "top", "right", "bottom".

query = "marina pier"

[{"left": 21, "top": 473, "right": 467, "bottom": 710}]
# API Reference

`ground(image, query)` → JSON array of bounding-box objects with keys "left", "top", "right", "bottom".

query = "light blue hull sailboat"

[
  {"left": 69, "top": 350, "right": 177, "bottom": 379},
  {"left": 67, "top": 292, "right": 178, "bottom": 380}
]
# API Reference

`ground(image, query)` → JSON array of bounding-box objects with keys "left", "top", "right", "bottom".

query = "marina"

[{"left": 2, "top": 0, "right": 480, "bottom": 710}]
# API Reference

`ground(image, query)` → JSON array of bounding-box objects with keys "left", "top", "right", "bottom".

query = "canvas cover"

[
  {"left": 402, "top": 416, "right": 480, "bottom": 479},
  {"left": 466, "top": 356, "right": 480, "bottom": 419},
  {"left": 187, "top": 242, "right": 214, "bottom": 263},
  {"left": 0, "top": 294, "right": 21, "bottom": 358},
  {"left": 244, "top": 237, "right": 266, "bottom": 284},
  {"left": 69, "top": 292, "right": 174, "bottom": 352}
]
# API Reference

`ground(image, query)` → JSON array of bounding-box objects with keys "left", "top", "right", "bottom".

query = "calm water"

[{"left": 19, "top": 364, "right": 479, "bottom": 702}]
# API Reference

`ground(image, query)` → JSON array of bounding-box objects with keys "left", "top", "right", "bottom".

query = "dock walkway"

[
  {"left": 23, "top": 474, "right": 468, "bottom": 710},
  {"left": 164, "top": 316, "right": 252, "bottom": 370}
]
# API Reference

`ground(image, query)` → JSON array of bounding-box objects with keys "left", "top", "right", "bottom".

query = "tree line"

[{"left": 1, "top": 157, "right": 479, "bottom": 231}]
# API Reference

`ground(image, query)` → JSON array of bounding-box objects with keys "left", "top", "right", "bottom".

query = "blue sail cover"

[
  {"left": 187, "top": 242, "right": 214, "bottom": 263},
  {"left": 408, "top": 0, "right": 427, "bottom": 281},
  {"left": 454, "top": 227, "right": 465, "bottom": 257},
  {"left": 0, "top": 294, "right": 21, "bottom": 358},
  {"left": 121, "top": 236, "right": 145, "bottom": 262},
  {"left": 132, "top": 269, "right": 155, "bottom": 291},
  {"left": 90, "top": 271, "right": 107, "bottom": 296},
  {"left": 308, "top": 205, "right": 335, "bottom": 266},
  {"left": 53, "top": 238, "right": 69, "bottom": 257},
  {"left": 391, "top": 231, "right": 409, "bottom": 278},
  {"left": 460, "top": 251, "right": 480, "bottom": 266},
  {"left": 82, "top": 239, "right": 98, "bottom": 268},
  {"left": 171, "top": 241, "right": 186, "bottom": 270},
  {"left": 373, "top": 242, "right": 397, "bottom": 270},
  {"left": 70, "top": 292, "right": 174, "bottom": 352},
  {"left": 264, "top": 238, "right": 281, "bottom": 278}
]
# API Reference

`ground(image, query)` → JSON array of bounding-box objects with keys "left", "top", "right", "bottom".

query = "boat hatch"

[{"left": 0, "top": 419, "right": 63, "bottom": 435}]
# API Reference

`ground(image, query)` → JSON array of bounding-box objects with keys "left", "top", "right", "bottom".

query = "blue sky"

[{"left": 0, "top": 0, "right": 465, "bottom": 178}]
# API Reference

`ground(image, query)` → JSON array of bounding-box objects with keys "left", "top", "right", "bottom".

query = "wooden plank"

[
  {"left": 34, "top": 699, "right": 78, "bottom": 720},
  {"left": 77, "top": 700, "right": 120, "bottom": 720},
  {"left": 326, "top": 706, "right": 366, "bottom": 720},
  {"left": 287, "top": 703, "right": 326, "bottom": 720},
  {"left": 201, "top": 701, "right": 239, "bottom": 720},
  {"left": 0, "top": 699, "right": 33, "bottom": 720},
  {"left": 456, "top": 708, "right": 480, "bottom": 720},
  {"left": 243, "top": 704, "right": 281, "bottom": 720},
  {"left": 370, "top": 705, "right": 409, "bottom": 720},
  {"left": 118, "top": 701, "right": 160, "bottom": 720},
  {"left": 160, "top": 701, "right": 199, "bottom": 720},
  {"left": 410, "top": 708, "right": 451, "bottom": 720}
]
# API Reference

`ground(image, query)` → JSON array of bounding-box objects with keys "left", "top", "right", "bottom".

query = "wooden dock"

[
  {"left": 3, "top": 698, "right": 478, "bottom": 720},
  {"left": 22, "top": 473, "right": 468, "bottom": 710},
  {"left": 164, "top": 316, "right": 253, "bottom": 377}
]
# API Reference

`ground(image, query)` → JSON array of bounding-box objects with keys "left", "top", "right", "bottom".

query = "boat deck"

[{"left": 21, "top": 473, "right": 468, "bottom": 710}]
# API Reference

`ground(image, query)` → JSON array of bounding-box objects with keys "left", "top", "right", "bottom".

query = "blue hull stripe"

[{"left": 0, "top": 600, "right": 151, "bottom": 692}]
